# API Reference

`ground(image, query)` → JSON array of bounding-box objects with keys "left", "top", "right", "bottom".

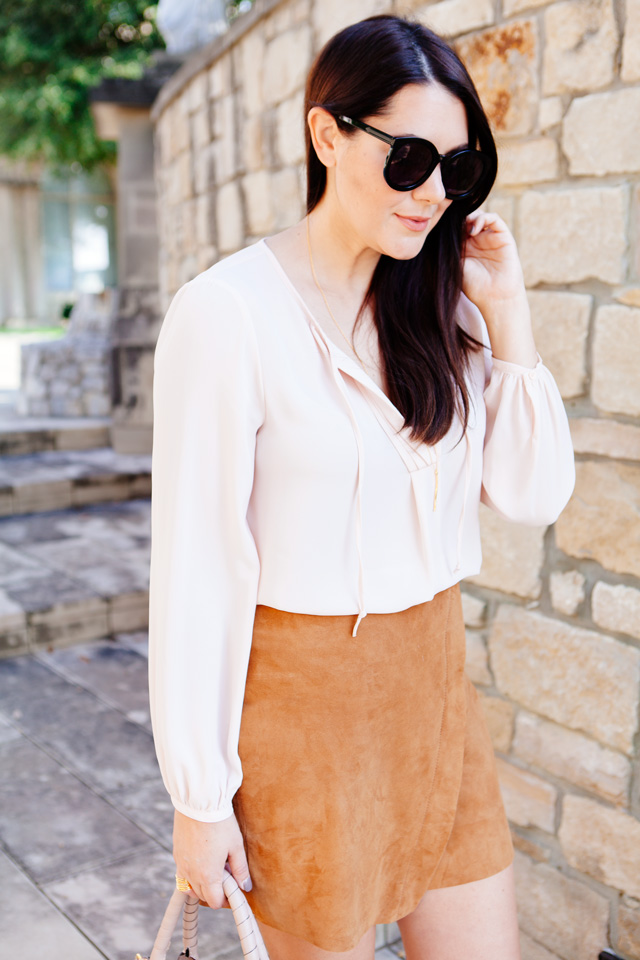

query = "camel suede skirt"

[{"left": 231, "top": 583, "right": 514, "bottom": 952}]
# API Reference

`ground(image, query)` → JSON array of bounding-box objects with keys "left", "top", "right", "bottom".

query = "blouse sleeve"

[
  {"left": 148, "top": 274, "right": 265, "bottom": 823},
  {"left": 481, "top": 350, "right": 576, "bottom": 525}
]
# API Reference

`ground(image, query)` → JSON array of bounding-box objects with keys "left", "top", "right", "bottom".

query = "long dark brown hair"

[{"left": 304, "top": 15, "right": 497, "bottom": 445}]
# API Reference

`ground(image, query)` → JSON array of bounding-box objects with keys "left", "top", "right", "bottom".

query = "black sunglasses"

[{"left": 338, "top": 115, "right": 492, "bottom": 199}]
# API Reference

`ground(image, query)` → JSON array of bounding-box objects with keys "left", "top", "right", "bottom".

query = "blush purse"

[{"left": 135, "top": 866, "right": 270, "bottom": 960}]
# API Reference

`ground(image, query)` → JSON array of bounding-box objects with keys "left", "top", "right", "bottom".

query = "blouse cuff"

[
  {"left": 171, "top": 795, "right": 235, "bottom": 824},
  {"left": 489, "top": 351, "right": 543, "bottom": 377}
]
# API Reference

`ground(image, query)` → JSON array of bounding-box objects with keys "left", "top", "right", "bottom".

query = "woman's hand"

[
  {"left": 462, "top": 211, "right": 525, "bottom": 307},
  {"left": 173, "top": 809, "right": 252, "bottom": 909},
  {"left": 461, "top": 210, "right": 538, "bottom": 368}
]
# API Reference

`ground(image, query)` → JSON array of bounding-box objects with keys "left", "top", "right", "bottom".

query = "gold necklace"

[{"left": 306, "top": 214, "right": 371, "bottom": 371}]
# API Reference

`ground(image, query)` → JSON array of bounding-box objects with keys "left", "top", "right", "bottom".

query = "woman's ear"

[{"left": 307, "top": 107, "right": 343, "bottom": 170}]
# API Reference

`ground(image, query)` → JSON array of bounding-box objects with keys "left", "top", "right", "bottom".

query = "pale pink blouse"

[{"left": 148, "top": 237, "right": 576, "bottom": 823}]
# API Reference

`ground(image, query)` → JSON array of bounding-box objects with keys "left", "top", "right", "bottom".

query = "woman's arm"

[
  {"left": 462, "top": 211, "right": 538, "bottom": 369},
  {"left": 148, "top": 274, "right": 265, "bottom": 902},
  {"left": 460, "top": 212, "right": 576, "bottom": 524}
]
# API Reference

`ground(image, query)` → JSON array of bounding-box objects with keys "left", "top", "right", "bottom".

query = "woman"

[{"left": 148, "top": 14, "right": 575, "bottom": 960}]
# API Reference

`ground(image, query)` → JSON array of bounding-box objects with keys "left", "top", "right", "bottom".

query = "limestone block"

[
  {"left": 496, "top": 138, "right": 558, "bottom": 186},
  {"left": 455, "top": 20, "right": 538, "bottom": 137},
  {"left": 495, "top": 757, "right": 557, "bottom": 831},
  {"left": 485, "top": 194, "right": 515, "bottom": 232},
  {"left": 178, "top": 199, "right": 196, "bottom": 258},
  {"left": 465, "top": 629, "right": 492, "bottom": 685},
  {"left": 519, "top": 186, "right": 626, "bottom": 285},
  {"left": 292, "top": 0, "right": 311, "bottom": 24},
  {"left": 193, "top": 143, "right": 215, "bottom": 195},
  {"left": 527, "top": 289, "right": 590, "bottom": 399},
  {"left": 155, "top": 112, "right": 174, "bottom": 167},
  {"left": 174, "top": 94, "right": 191, "bottom": 154},
  {"left": 263, "top": 26, "right": 312, "bottom": 106},
  {"left": 636, "top": 185, "right": 640, "bottom": 279},
  {"left": 513, "top": 711, "right": 631, "bottom": 806},
  {"left": 569, "top": 418, "right": 640, "bottom": 461},
  {"left": 312, "top": 0, "right": 390, "bottom": 48},
  {"left": 519, "top": 933, "right": 559, "bottom": 960},
  {"left": 242, "top": 170, "right": 275, "bottom": 236},
  {"left": 514, "top": 850, "right": 610, "bottom": 960},
  {"left": 264, "top": 2, "right": 294, "bottom": 41},
  {"left": 616, "top": 286, "right": 640, "bottom": 308},
  {"left": 211, "top": 130, "right": 236, "bottom": 186},
  {"left": 238, "top": 28, "right": 265, "bottom": 116},
  {"left": 196, "top": 244, "right": 217, "bottom": 275},
  {"left": 417, "top": 0, "right": 494, "bottom": 37},
  {"left": 191, "top": 107, "right": 210, "bottom": 152},
  {"left": 466, "top": 504, "right": 546, "bottom": 599},
  {"left": 208, "top": 56, "right": 231, "bottom": 100},
  {"left": 512, "top": 832, "right": 552, "bottom": 863},
  {"left": 479, "top": 693, "right": 515, "bottom": 752},
  {"left": 271, "top": 167, "right": 304, "bottom": 229},
  {"left": 559, "top": 794, "right": 640, "bottom": 898},
  {"left": 622, "top": 0, "right": 640, "bottom": 82},
  {"left": 216, "top": 180, "right": 244, "bottom": 254},
  {"left": 592, "top": 306, "right": 640, "bottom": 417},
  {"left": 563, "top": 88, "right": 640, "bottom": 176},
  {"left": 549, "top": 570, "right": 585, "bottom": 616},
  {"left": 489, "top": 604, "right": 640, "bottom": 753},
  {"left": 460, "top": 591, "right": 486, "bottom": 627},
  {"left": 212, "top": 94, "right": 235, "bottom": 144},
  {"left": 543, "top": 0, "right": 618, "bottom": 95},
  {"left": 504, "top": 0, "right": 549, "bottom": 12},
  {"left": 195, "top": 194, "right": 216, "bottom": 248},
  {"left": 556, "top": 461, "right": 640, "bottom": 580},
  {"left": 618, "top": 898, "right": 640, "bottom": 958},
  {"left": 177, "top": 152, "right": 193, "bottom": 203},
  {"left": 538, "top": 96, "right": 563, "bottom": 131},
  {"left": 242, "top": 114, "right": 266, "bottom": 174},
  {"left": 187, "top": 71, "right": 208, "bottom": 115},
  {"left": 592, "top": 581, "right": 640, "bottom": 641},
  {"left": 276, "top": 92, "right": 306, "bottom": 167}
]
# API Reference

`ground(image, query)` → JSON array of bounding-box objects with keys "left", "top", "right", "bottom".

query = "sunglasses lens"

[
  {"left": 441, "top": 151, "right": 487, "bottom": 197},
  {"left": 387, "top": 140, "right": 438, "bottom": 189},
  {"left": 386, "top": 139, "right": 488, "bottom": 196}
]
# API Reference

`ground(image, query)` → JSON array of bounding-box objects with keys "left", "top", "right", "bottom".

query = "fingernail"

[{"left": 242, "top": 877, "right": 253, "bottom": 891}]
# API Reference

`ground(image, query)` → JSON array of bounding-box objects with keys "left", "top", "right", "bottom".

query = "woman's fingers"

[
  {"left": 227, "top": 839, "right": 253, "bottom": 892},
  {"left": 199, "top": 876, "right": 228, "bottom": 910},
  {"left": 465, "top": 211, "right": 504, "bottom": 236}
]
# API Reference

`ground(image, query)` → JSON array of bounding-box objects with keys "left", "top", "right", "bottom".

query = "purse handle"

[{"left": 136, "top": 867, "right": 270, "bottom": 960}]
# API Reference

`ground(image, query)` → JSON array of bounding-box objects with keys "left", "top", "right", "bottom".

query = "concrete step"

[
  {"left": 0, "top": 498, "right": 150, "bottom": 659},
  {"left": 0, "top": 447, "right": 151, "bottom": 517},
  {"left": 0, "top": 408, "right": 111, "bottom": 457}
]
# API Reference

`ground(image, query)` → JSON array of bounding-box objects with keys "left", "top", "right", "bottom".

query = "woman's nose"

[{"left": 412, "top": 163, "right": 447, "bottom": 204}]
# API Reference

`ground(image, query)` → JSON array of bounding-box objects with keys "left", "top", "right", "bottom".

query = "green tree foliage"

[{"left": 0, "top": 1, "right": 166, "bottom": 173}]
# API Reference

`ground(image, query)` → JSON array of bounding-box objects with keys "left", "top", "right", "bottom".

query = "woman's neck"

[{"left": 305, "top": 200, "right": 381, "bottom": 302}]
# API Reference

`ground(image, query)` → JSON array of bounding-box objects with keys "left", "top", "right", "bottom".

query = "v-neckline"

[
  {"left": 258, "top": 236, "right": 437, "bottom": 469},
  {"left": 258, "top": 235, "right": 402, "bottom": 416}
]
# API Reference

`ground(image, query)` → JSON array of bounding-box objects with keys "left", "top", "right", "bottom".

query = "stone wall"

[{"left": 150, "top": 1, "right": 640, "bottom": 957}]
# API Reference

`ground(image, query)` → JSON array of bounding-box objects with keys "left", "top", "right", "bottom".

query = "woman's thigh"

[
  {"left": 254, "top": 917, "right": 376, "bottom": 960},
  {"left": 396, "top": 862, "right": 522, "bottom": 960}
]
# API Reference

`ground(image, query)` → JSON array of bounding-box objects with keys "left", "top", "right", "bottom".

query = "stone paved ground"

[
  {"left": 0, "top": 629, "right": 404, "bottom": 960},
  {"left": 0, "top": 407, "right": 404, "bottom": 959},
  {"left": 0, "top": 493, "right": 403, "bottom": 960}
]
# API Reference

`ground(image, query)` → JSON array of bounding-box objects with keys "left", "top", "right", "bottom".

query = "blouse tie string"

[
  {"left": 330, "top": 362, "right": 368, "bottom": 638},
  {"left": 307, "top": 323, "right": 368, "bottom": 638},
  {"left": 454, "top": 429, "right": 473, "bottom": 573}
]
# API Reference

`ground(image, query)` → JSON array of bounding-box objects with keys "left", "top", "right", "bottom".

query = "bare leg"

[
  {"left": 396, "top": 862, "right": 522, "bottom": 960},
  {"left": 254, "top": 917, "right": 376, "bottom": 960}
]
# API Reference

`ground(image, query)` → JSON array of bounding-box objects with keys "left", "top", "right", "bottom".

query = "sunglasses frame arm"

[{"left": 338, "top": 115, "right": 396, "bottom": 147}]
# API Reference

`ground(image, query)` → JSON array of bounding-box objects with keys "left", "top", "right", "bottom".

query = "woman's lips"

[{"left": 395, "top": 214, "right": 431, "bottom": 231}]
